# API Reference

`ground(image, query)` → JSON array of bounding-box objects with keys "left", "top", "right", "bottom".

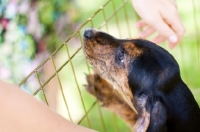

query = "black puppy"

[{"left": 83, "top": 28, "right": 200, "bottom": 132}]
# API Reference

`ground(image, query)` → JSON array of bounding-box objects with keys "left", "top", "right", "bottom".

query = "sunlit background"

[{"left": 0, "top": 0, "right": 200, "bottom": 132}]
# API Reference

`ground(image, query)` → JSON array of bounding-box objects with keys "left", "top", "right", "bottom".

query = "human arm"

[
  {"left": 132, "top": 0, "right": 185, "bottom": 49},
  {"left": 0, "top": 79, "right": 96, "bottom": 132}
]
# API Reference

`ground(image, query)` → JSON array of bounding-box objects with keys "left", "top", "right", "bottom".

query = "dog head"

[
  {"left": 83, "top": 28, "right": 181, "bottom": 131},
  {"left": 83, "top": 28, "right": 180, "bottom": 97},
  {"left": 83, "top": 28, "right": 142, "bottom": 92}
]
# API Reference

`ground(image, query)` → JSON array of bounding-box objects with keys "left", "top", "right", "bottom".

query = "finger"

[
  {"left": 139, "top": 26, "right": 156, "bottom": 38},
  {"left": 167, "top": 17, "right": 185, "bottom": 43},
  {"left": 152, "top": 35, "right": 166, "bottom": 44},
  {"left": 146, "top": 16, "right": 178, "bottom": 45},
  {"left": 136, "top": 20, "right": 147, "bottom": 28},
  {"left": 169, "top": 42, "right": 178, "bottom": 49},
  {"left": 161, "top": 10, "right": 185, "bottom": 45}
]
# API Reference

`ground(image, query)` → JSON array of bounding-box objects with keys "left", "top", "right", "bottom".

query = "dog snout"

[{"left": 84, "top": 28, "right": 93, "bottom": 38}]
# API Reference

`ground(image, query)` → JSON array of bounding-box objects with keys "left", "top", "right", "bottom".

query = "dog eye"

[
  {"left": 118, "top": 50, "right": 124, "bottom": 63},
  {"left": 96, "top": 38, "right": 102, "bottom": 43}
]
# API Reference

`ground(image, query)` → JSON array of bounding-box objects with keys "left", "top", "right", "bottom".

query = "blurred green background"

[{"left": 0, "top": 0, "right": 200, "bottom": 132}]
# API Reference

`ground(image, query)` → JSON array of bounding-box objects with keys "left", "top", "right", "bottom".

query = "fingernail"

[{"left": 168, "top": 35, "right": 178, "bottom": 43}]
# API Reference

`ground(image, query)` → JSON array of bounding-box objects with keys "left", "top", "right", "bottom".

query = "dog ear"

[
  {"left": 128, "top": 39, "right": 180, "bottom": 94},
  {"left": 128, "top": 48, "right": 168, "bottom": 131},
  {"left": 128, "top": 53, "right": 159, "bottom": 94},
  {"left": 127, "top": 53, "right": 155, "bottom": 125}
]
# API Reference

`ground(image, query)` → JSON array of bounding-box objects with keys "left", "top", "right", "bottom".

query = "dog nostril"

[{"left": 84, "top": 29, "right": 93, "bottom": 38}]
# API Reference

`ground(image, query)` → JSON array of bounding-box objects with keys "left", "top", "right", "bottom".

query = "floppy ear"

[
  {"left": 128, "top": 48, "right": 168, "bottom": 131},
  {"left": 126, "top": 53, "right": 154, "bottom": 130},
  {"left": 128, "top": 52, "right": 160, "bottom": 94}
]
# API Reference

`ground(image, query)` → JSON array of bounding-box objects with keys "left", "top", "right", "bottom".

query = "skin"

[
  {"left": 132, "top": 0, "right": 185, "bottom": 49},
  {"left": 0, "top": 79, "right": 96, "bottom": 132}
]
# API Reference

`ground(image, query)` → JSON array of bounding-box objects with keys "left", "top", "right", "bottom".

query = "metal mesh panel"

[{"left": 19, "top": 0, "right": 200, "bottom": 131}]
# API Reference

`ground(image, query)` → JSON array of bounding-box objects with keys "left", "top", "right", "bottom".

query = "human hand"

[{"left": 132, "top": 0, "right": 185, "bottom": 49}]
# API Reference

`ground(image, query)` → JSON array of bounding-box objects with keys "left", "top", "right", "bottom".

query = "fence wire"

[{"left": 19, "top": 0, "right": 200, "bottom": 131}]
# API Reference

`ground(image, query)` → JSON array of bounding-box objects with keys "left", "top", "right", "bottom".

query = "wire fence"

[{"left": 19, "top": 0, "right": 200, "bottom": 131}]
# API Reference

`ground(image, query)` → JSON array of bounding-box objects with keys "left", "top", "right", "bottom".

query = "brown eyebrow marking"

[{"left": 123, "top": 42, "right": 143, "bottom": 58}]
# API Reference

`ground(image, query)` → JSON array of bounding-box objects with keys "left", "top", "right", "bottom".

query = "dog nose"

[{"left": 84, "top": 28, "right": 93, "bottom": 38}]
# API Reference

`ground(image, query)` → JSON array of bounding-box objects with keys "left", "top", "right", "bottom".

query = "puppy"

[{"left": 83, "top": 28, "right": 200, "bottom": 132}]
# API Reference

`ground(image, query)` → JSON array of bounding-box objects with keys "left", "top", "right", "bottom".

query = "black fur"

[
  {"left": 128, "top": 39, "right": 200, "bottom": 132},
  {"left": 83, "top": 28, "right": 200, "bottom": 131}
]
